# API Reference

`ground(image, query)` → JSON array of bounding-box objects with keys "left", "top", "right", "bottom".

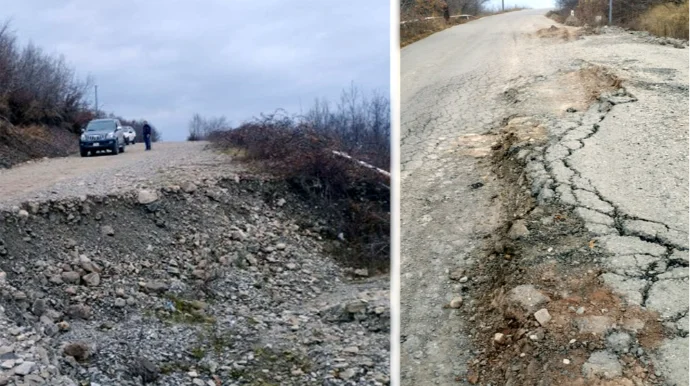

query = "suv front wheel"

[{"left": 111, "top": 140, "right": 119, "bottom": 155}]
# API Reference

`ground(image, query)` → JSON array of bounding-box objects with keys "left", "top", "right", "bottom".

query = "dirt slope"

[{"left": 0, "top": 147, "right": 390, "bottom": 385}]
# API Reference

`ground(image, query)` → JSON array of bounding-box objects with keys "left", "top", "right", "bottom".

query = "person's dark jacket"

[{"left": 143, "top": 124, "right": 152, "bottom": 137}]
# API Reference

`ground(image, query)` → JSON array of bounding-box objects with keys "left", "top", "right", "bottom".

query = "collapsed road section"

[{"left": 0, "top": 174, "right": 390, "bottom": 385}]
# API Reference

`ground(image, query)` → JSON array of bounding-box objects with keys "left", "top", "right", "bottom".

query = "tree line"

[
  {"left": 401, "top": 0, "right": 491, "bottom": 18},
  {"left": 188, "top": 83, "right": 390, "bottom": 166},
  {"left": 0, "top": 20, "right": 161, "bottom": 141}
]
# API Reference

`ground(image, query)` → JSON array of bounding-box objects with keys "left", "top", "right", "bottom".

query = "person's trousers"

[{"left": 145, "top": 135, "right": 151, "bottom": 150}]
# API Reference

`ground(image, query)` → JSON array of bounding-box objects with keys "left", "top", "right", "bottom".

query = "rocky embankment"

[{"left": 0, "top": 177, "right": 390, "bottom": 385}]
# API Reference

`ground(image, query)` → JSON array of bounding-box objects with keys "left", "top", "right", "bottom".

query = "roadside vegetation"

[
  {"left": 554, "top": 0, "right": 688, "bottom": 39},
  {"left": 190, "top": 85, "right": 391, "bottom": 270},
  {"left": 0, "top": 21, "right": 160, "bottom": 168},
  {"left": 400, "top": 0, "right": 528, "bottom": 47},
  {"left": 637, "top": 1, "right": 688, "bottom": 39}
]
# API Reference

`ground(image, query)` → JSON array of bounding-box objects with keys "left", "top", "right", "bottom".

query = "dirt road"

[
  {"left": 401, "top": 9, "right": 687, "bottom": 386},
  {"left": 0, "top": 142, "right": 236, "bottom": 210}
]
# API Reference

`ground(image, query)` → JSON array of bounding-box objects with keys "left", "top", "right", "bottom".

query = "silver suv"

[
  {"left": 123, "top": 126, "right": 137, "bottom": 145},
  {"left": 80, "top": 119, "right": 126, "bottom": 157}
]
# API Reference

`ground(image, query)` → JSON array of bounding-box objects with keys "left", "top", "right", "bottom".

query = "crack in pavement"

[{"left": 402, "top": 10, "right": 688, "bottom": 385}]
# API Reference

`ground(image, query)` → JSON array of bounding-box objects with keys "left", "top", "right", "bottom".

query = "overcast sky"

[
  {"left": 486, "top": 0, "right": 554, "bottom": 11},
  {"left": 3, "top": 0, "right": 390, "bottom": 141}
]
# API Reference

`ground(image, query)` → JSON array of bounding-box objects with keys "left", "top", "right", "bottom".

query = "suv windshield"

[{"left": 86, "top": 120, "right": 116, "bottom": 132}]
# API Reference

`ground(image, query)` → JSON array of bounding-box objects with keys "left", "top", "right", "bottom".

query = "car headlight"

[
  {"left": 80, "top": 134, "right": 86, "bottom": 141},
  {"left": 106, "top": 132, "right": 115, "bottom": 139}
]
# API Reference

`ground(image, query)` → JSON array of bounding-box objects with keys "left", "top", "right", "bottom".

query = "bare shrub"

[
  {"left": 0, "top": 20, "right": 92, "bottom": 133},
  {"left": 206, "top": 88, "right": 390, "bottom": 270},
  {"left": 555, "top": 0, "right": 688, "bottom": 38},
  {"left": 187, "top": 113, "right": 229, "bottom": 141},
  {"left": 400, "top": 0, "right": 523, "bottom": 47}
]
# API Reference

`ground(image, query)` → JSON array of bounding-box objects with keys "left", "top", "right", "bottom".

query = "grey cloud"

[{"left": 4, "top": 0, "right": 389, "bottom": 140}]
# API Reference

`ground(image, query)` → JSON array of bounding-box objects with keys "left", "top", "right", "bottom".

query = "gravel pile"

[
  {"left": 0, "top": 177, "right": 390, "bottom": 385},
  {"left": 593, "top": 25, "right": 688, "bottom": 48}
]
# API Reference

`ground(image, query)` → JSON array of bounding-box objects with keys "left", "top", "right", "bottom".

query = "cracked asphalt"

[{"left": 401, "top": 8, "right": 688, "bottom": 386}]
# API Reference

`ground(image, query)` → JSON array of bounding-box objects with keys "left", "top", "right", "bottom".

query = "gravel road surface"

[
  {"left": 0, "top": 142, "right": 236, "bottom": 211},
  {"left": 401, "top": 8, "right": 687, "bottom": 386}
]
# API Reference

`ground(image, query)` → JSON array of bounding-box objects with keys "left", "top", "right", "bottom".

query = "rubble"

[{"left": 0, "top": 178, "right": 390, "bottom": 385}]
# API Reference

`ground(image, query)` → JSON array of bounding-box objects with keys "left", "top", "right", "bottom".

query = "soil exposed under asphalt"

[
  {"left": 401, "top": 9, "right": 687, "bottom": 386},
  {"left": 0, "top": 143, "right": 390, "bottom": 385}
]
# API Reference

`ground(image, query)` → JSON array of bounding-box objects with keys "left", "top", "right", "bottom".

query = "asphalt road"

[
  {"left": 401, "top": 9, "right": 558, "bottom": 385},
  {"left": 400, "top": 8, "right": 688, "bottom": 386}
]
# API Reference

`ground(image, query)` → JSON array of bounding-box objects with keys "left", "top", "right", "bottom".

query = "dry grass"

[
  {"left": 400, "top": 7, "right": 529, "bottom": 47},
  {"left": 637, "top": 1, "right": 689, "bottom": 39},
  {"left": 400, "top": 16, "right": 473, "bottom": 47},
  {"left": 553, "top": 0, "right": 689, "bottom": 39}
]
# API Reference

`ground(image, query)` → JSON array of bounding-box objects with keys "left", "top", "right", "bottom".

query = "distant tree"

[{"left": 187, "top": 113, "right": 229, "bottom": 141}]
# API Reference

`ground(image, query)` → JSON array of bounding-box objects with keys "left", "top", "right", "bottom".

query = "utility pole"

[
  {"left": 94, "top": 85, "right": 99, "bottom": 117},
  {"left": 608, "top": 0, "right": 613, "bottom": 25},
  {"left": 502, "top": 0, "right": 504, "bottom": 11}
]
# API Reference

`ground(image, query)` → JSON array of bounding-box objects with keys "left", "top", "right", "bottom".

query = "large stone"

[
  {"left": 508, "top": 220, "right": 529, "bottom": 240},
  {"left": 79, "top": 255, "right": 101, "bottom": 273},
  {"left": 181, "top": 181, "right": 197, "bottom": 193},
  {"left": 582, "top": 351, "right": 622, "bottom": 379},
  {"left": 66, "top": 304, "right": 92, "bottom": 320},
  {"left": 144, "top": 281, "right": 169, "bottom": 293},
  {"left": 101, "top": 225, "right": 115, "bottom": 236},
  {"left": 534, "top": 308, "right": 551, "bottom": 326},
  {"left": 63, "top": 342, "right": 91, "bottom": 362},
  {"left": 31, "top": 299, "right": 47, "bottom": 316},
  {"left": 82, "top": 272, "right": 100, "bottom": 287},
  {"left": 61, "top": 271, "right": 81, "bottom": 284},
  {"left": 449, "top": 296, "right": 463, "bottom": 309},
  {"left": 13, "top": 361, "right": 35, "bottom": 376},
  {"left": 675, "top": 315, "right": 689, "bottom": 335},
  {"left": 137, "top": 189, "right": 159, "bottom": 205}
]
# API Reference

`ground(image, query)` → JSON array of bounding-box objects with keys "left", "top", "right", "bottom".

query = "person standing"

[{"left": 142, "top": 120, "right": 152, "bottom": 151}]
